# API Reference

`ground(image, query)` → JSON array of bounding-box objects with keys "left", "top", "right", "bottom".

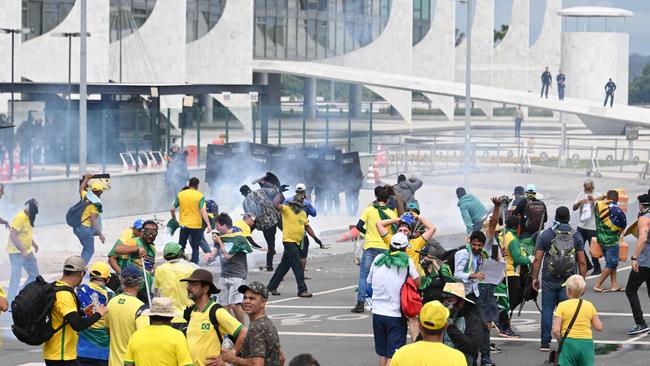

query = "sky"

[{"left": 455, "top": 0, "right": 650, "bottom": 55}]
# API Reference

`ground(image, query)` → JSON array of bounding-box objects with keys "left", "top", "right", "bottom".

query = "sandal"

[
  {"left": 610, "top": 287, "right": 625, "bottom": 292},
  {"left": 593, "top": 287, "right": 606, "bottom": 293}
]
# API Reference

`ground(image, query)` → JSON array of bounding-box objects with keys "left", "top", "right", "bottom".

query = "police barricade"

[{"left": 205, "top": 144, "right": 232, "bottom": 187}]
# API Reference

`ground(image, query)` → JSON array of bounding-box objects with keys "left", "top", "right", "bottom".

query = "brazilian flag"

[
  {"left": 220, "top": 232, "right": 253, "bottom": 254},
  {"left": 595, "top": 201, "right": 626, "bottom": 246}
]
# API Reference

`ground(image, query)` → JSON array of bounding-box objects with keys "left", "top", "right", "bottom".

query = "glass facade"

[
  {"left": 412, "top": 0, "right": 431, "bottom": 45},
  {"left": 186, "top": 0, "right": 227, "bottom": 43},
  {"left": 109, "top": 0, "right": 157, "bottom": 42},
  {"left": 21, "top": 0, "right": 75, "bottom": 41}
]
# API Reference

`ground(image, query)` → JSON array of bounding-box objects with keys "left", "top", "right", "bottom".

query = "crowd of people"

[{"left": 1, "top": 169, "right": 650, "bottom": 366}]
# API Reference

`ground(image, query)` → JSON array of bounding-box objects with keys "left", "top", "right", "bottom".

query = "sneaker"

[
  {"left": 540, "top": 344, "right": 551, "bottom": 352},
  {"left": 270, "top": 290, "right": 281, "bottom": 296},
  {"left": 297, "top": 291, "right": 313, "bottom": 298},
  {"left": 265, "top": 266, "right": 274, "bottom": 272},
  {"left": 481, "top": 355, "right": 496, "bottom": 366},
  {"left": 351, "top": 301, "right": 365, "bottom": 313},
  {"left": 627, "top": 324, "right": 650, "bottom": 336},
  {"left": 489, "top": 343, "right": 502, "bottom": 354},
  {"left": 498, "top": 328, "right": 521, "bottom": 338}
]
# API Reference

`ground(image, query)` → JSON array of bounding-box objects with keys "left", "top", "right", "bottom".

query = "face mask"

[
  {"left": 443, "top": 300, "right": 454, "bottom": 310},
  {"left": 420, "top": 259, "right": 432, "bottom": 268}
]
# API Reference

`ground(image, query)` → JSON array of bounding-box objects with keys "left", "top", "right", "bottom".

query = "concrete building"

[{"left": 0, "top": 0, "right": 643, "bottom": 135}]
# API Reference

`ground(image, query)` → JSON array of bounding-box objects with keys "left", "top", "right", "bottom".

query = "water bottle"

[{"left": 221, "top": 335, "right": 235, "bottom": 366}]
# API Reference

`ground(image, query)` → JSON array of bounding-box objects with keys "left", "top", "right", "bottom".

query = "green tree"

[{"left": 629, "top": 63, "right": 650, "bottom": 105}]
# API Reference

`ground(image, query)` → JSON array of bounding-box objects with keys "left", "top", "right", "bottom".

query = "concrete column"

[
  {"left": 200, "top": 94, "right": 213, "bottom": 125},
  {"left": 349, "top": 84, "right": 362, "bottom": 118},
  {"left": 304, "top": 77, "right": 317, "bottom": 119},
  {"left": 268, "top": 73, "right": 282, "bottom": 117}
]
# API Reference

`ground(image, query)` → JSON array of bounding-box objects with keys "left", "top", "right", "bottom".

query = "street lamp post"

[
  {"left": 51, "top": 31, "right": 90, "bottom": 177},
  {"left": 1, "top": 27, "right": 31, "bottom": 179},
  {"left": 460, "top": 0, "right": 472, "bottom": 188}
]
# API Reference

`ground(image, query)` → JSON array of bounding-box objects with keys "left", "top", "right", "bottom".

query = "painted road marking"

[
  {"left": 269, "top": 312, "right": 369, "bottom": 325},
  {"left": 267, "top": 285, "right": 357, "bottom": 304},
  {"left": 277, "top": 332, "right": 650, "bottom": 345}
]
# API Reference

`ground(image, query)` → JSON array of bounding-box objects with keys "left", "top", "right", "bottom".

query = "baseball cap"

[
  {"left": 419, "top": 300, "right": 450, "bottom": 330},
  {"left": 238, "top": 281, "right": 269, "bottom": 299},
  {"left": 163, "top": 242, "right": 182, "bottom": 258},
  {"left": 638, "top": 193, "right": 650, "bottom": 205},
  {"left": 416, "top": 245, "right": 439, "bottom": 258},
  {"left": 121, "top": 264, "right": 143, "bottom": 279},
  {"left": 89, "top": 261, "right": 110, "bottom": 279},
  {"left": 526, "top": 183, "right": 536, "bottom": 192},
  {"left": 406, "top": 202, "right": 420, "bottom": 214},
  {"left": 390, "top": 232, "right": 409, "bottom": 249},
  {"left": 63, "top": 256, "right": 87, "bottom": 272},
  {"left": 296, "top": 183, "right": 306, "bottom": 192},
  {"left": 132, "top": 219, "right": 144, "bottom": 230}
]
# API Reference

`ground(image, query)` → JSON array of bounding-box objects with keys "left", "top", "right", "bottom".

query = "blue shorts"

[
  {"left": 372, "top": 314, "right": 407, "bottom": 358},
  {"left": 603, "top": 244, "right": 620, "bottom": 269}
]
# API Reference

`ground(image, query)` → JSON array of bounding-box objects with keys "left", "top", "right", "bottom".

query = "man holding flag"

[{"left": 207, "top": 213, "right": 253, "bottom": 323}]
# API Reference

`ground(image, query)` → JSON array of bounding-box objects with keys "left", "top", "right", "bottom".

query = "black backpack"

[
  {"left": 11, "top": 276, "right": 78, "bottom": 346},
  {"left": 525, "top": 199, "right": 546, "bottom": 233},
  {"left": 441, "top": 245, "right": 466, "bottom": 274},
  {"left": 547, "top": 229, "right": 577, "bottom": 277},
  {"left": 66, "top": 198, "right": 92, "bottom": 228},
  {"left": 183, "top": 303, "right": 224, "bottom": 342}
]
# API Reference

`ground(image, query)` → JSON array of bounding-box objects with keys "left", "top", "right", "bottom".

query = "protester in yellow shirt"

[
  {"left": 351, "top": 186, "right": 397, "bottom": 313},
  {"left": 43, "top": 256, "right": 108, "bottom": 364},
  {"left": 182, "top": 269, "right": 246, "bottom": 366},
  {"left": 377, "top": 213, "right": 436, "bottom": 342},
  {"left": 124, "top": 297, "right": 193, "bottom": 366},
  {"left": 266, "top": 194, "right": 315, "bottom": 298},
  {"left": 75, "top": 174, "right": 107, "bottom": 264},
  {"left": 0, "top": 287, "right": 7, "bottom": 348},
  {"left": 170, "top": 177, "right": 213, "bottom": 264},
  {"left": 6, "top": 199, "right": 40, "bottom": 303},
  {"left": 154, "top": 242, "right": 198, "bottom": 328},
  {"left": 233, "top": 213, "right": 264, "bottom": 250},
  {"left": 391, "top": 301, "right": 467, "bottom": 366},
  {"left": 553, "top": 275, "right": 603, "bottom": 366},
  {"left": 105, "top": 265, "right": 149, "bottom": 366}
]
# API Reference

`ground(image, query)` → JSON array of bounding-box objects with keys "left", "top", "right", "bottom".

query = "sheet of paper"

[{"left": 479, "top": 259, "right": 506, "bottom": 285}]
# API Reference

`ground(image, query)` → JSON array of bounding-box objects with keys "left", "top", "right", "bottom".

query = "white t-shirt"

[
  {"left": 575, "top": 191, "right": 599, "bottom": 231},
  {"left": 367, "top": 254, "right": 419, "bottom": 317}
]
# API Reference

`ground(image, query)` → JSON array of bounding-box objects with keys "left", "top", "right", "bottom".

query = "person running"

[
  {"left": 105, "top": 265, "right": 149, "bottom": 366},
  {"left": 604, "top": 78, "right": 616, "bottom": 107},
  {"left": 123, "top": 297, "right": 194, "bottom": 366},
  {"left": 351, "top": 186, "right": 398, "bottom": 313},
  {"left": 593, "top": 190, "right": 626, "bottom": 293},
  {"left": 456, "top": 187, "right": 488, "bottom": 235},
  {"left": 514, "top": 184, "right": 548, "bottom": 239},
  {"left": 367, "top": 232, "right": 420, "bottom": 366},
  {"left": 541, "top": 67, "right": 552, "bottom": 98},
  {"left": 377, "top": 213, "right": 436, "bottom": 341},
  {"left": 6, "top": 198, "right": 40, "bottom": 303},
  {"left": 240, "top": 181, "right": 281, "bottom": 271},
  {"left": 74, "top": 174, "right": 106, "bottom": 264},
  {"left": 393, "top": 174, "right": 423, "bottom": 213},
  {"left": 557, "top": 70, "right": 566, "bottom": 100},
  {"left": 43, "top": 256, "right": 108, "bottom": 366},
  {"left": 552, "top": 275, "right": 603, "bottom": 366},
  {"left": 513, "top": 106, "right": 524, "bottom": 138},
  {"left": 572, "top": 180, "right": 601, "bottom": 275},
  {"left": 170, "top": 177, "right": 213, "bottom": 264},
  {"left": 182, "top": 269, "right": 246, "bottom": 366},
  {"left": 531, "top": 206, "right": 587, "bottom": 352},
  {"left": 107, "top": 219, "right": 143, "bottom": 273},
  {"left": 391, "top": 301, "right": 467, "bottom": 366},
  {"left": 206, "top": 213, "right": 253, "bottom": 323},
  {"left": 219, "top": 281, "right": 285, "bottom": 366},
  {"left": 267, "top": 193, "right": 315, "bottom": 298},
  {"left": 625, "top": 193, "right": 650, "bottom": 335},
  {"left": 76, "top": 261, "right": 114, "bottom": 366},
  {"left": 153, "top": 242, "right": 197, "bottom": 330}
]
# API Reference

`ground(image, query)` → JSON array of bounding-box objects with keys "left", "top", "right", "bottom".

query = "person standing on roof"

[
  {"left": 170, "top": 177, "right": 213, "bottom": 264},
  {"left": 556, "top": 70, "right": 566, "bottom": 100},
  {"left": 604, "top": 78, "right": 617, "bottom": 107},
  {"left": 541, "top": 67, "right": 552, "bottom": 99},
  {"left": 514, "top": 106, "right": 524, "bottom": 138},
  {"left": 456, "top": 187, "right": 488, "bottom": 235}
]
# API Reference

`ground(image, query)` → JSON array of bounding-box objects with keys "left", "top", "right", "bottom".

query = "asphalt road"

[{"left": 2, "top": 241, "right": 649, "bottom": 366}]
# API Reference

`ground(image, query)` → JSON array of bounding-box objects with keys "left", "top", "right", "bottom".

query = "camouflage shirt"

[
  {"left": 238, "top": 316, "right": 282, "bottom": 366},
  {"left": 243, "top": 188, "right": 280, "bottom": 231}
]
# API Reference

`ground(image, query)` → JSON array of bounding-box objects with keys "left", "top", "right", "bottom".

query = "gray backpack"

[{"left": 547, "top": 229, "right": 576, "bottom": 277}]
